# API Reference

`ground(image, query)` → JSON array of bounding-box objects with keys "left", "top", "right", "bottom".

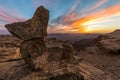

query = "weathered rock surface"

[
  {"left": 5, "top": 6, "right": 49, "bottom": 40},
  {"left": 62, "top": 44, "right": 75, "bottom": 60},
  {"left": 5, "top": 6, "right": 49, "bottom": 70},
  {"left": 0, "top": 37, "right": 115, "bottom": 80},
  {"left": 96, "top": 29, "right": 120, "bottom": 54},
  {"left": 47, "top": 39, "right": 76, "bottom": 62},
  {"left": 0, "top": 57, "right": 114, "bottom": 80},
  {"left": 20, "top": 39, "right": 47, "bottom": 69}
]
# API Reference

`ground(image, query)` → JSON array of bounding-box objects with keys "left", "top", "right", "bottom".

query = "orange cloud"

[{"left": 69, "top": 3, "right": 120, "bottom": 33}]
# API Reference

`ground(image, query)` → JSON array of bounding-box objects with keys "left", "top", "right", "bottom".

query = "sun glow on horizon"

[{"left": 66, "top": 3, "right": 120, "bottom": 33}]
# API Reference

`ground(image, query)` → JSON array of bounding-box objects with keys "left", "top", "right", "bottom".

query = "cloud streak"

[
  {"left": 0, "top": 9, "right": 17, "bottom": 23},
  {"left": 48, "top": 2, "right": 120, "bottom": 33},
  {"left": 0, "top": 6, "right": 26, "bottom": 31},
  {"left": 69, "top": 3, "right": 120, "bottom": 33},
  {"left": 83, "top": 0, "right": 108, "bottom": 13},
  {"left": 0, "top": 6, "right": 26, "bottom": 23},
  {"left": 62, "top": 0, "right": 81, "bottom": 24}
]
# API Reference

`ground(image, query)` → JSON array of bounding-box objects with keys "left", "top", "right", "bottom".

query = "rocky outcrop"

[
  {"left": 5, "top": 6, "right": 49, "bottom": 70},
  {"left": 20, "top": 39, "right": 47, "bottom": 69},
  {"left": 96, "top": 29, "right": 120, "bottom": 54},
  {"left": 62, "top": 44, "right": 74, "bottom": 60},
  {"left": 5, "top": 6, "right": 49, "bottom": 40},
  {"left": 0, "top": 38, "right": 115, "bottom": 80},
  {"left": 47, "top": 39, "right": 76, "bottom": 63},
  {"left": 0, "top": 57, "right": 114, "bottom": 80},
  {"left": 2, "top": 5, "right": 115, "bottom": 80}
]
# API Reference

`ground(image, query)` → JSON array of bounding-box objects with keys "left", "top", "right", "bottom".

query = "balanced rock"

[
  {"left": 5, "top": 6, "right": 49, "bottom": 40},
  {"left": 5, "top": 6, "right": 49, "bottom": 70}
]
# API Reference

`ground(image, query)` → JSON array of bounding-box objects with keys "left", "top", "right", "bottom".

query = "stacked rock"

[{"left": 5, "top": 6, "right": 49, "bottom": 70}]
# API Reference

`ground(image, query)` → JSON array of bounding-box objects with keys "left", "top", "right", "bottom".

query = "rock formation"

[
  {"left": 5, "top": 6, "right": 49, "bottom": 40},
  {"left": 5, "top": 6, "right": 49, "bottom": 70},
  {"left": 2, "top": 5, "right": 116, "bottom": 80},
  {"left": 61, "top": 43, "right": 75, "bottom": 61},
  {"left": 47, "top": 39, "right": 76, "bottom": 63},
  {"left": 96, "top": 29, "right": 120, "bottom": 54}
]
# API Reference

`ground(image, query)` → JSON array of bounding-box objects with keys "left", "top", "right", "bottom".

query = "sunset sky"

[{"left": 0, "top": 0, "right": 120, "bottom": 34}]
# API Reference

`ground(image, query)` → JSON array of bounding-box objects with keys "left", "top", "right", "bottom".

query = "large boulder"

[
  {"left": 5, "top": 6, "right": 49, "bottom": 40},
  {"left": 47, "top": 39, "right": 76, "bottom": 62},
  {"left": 5, "top": 6, "right": 49, "bottom": 70}
]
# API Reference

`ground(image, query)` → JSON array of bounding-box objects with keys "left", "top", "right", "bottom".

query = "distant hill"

[
  {"left": 48, "top": 33, "right": 99, "bottom": 42},
  {"left": 72, "top": 38, "right": 96, "bottom": 51},
  {"left": 110, "top": 29, "right": 120, "bottom": 35},
  {"left": 0, "top": 33, "right": 99, "bottom": 42},
  {"left": 72, "top": 29, "right": 120, "bottom": 52}
]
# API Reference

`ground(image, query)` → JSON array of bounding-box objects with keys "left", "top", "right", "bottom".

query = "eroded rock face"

[
  {"left": 5, "top": 6, "right": 49, "bottom": 40},
  {"left": 5, "top": 6, "right": 49, "bottom": 70},
  {"left": 20, "top": 39, "right": 46, "bottom": 69},
  {"left": 62, "top": 44, "right": 74, "bottom": 60},
  {"left": 96, "top": 29, "right": 120, "bottom": 54},
  {"left": 47, "top": 39, "right": 76, "bottom": 62}
]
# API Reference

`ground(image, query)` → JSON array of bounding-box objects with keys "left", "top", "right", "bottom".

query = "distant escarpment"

[
  {"left": 72, "top": 38, "right": 97, "bottom": 51},
  {"left": 72, "top": 29, "right": 120, "bottom": 54},
  {"left": 96, "top": 29, "right": 120, "bottom": 54}
]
